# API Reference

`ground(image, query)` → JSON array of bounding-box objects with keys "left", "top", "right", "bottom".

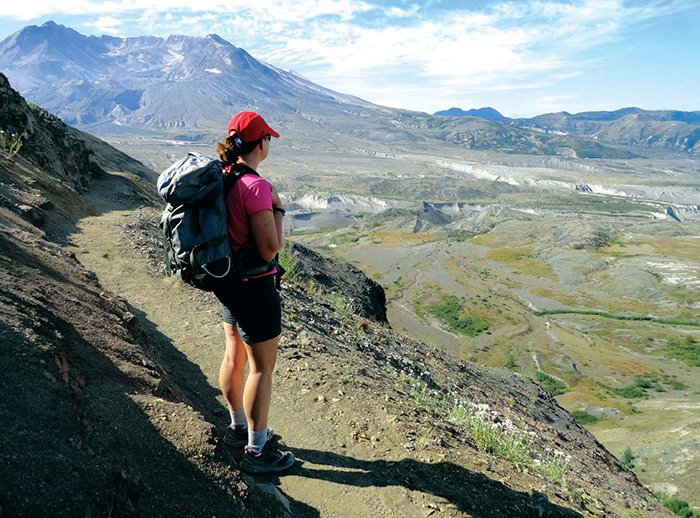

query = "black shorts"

[{"left": 214, "top": 274, "right": 281, "bottom": 345}]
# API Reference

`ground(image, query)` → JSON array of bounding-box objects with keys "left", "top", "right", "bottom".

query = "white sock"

[
  {"left": 248, "top": 428, "right": 268, "bottom": 454},
  {"left": 229, "top": 408, "right": 248, "bottom": 432}
]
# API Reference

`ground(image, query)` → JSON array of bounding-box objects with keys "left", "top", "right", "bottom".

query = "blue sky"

[{"left": 0, "top": 0, "right": 697, "bottom": 117}]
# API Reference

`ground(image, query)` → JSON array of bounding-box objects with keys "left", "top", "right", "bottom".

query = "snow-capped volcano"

[{"left": 0, "top": 21, "right": 380, "bottom": 131}]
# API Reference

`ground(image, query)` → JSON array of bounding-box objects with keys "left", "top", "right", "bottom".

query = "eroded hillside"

[{"left": 294, "top": 192, "right": 700, "bottom": 511}]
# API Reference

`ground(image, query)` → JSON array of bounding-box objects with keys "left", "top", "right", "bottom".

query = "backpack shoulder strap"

[{"left": 223, "top": 163, "right": 260, "bottom": 199}]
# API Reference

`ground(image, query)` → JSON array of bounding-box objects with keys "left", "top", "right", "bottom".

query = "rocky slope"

[
  {"left": 0, "top": 72, "right": 676, "bottom": 517},
  {"left": 0, "top": 72, "right": 154, "bottom": 232}
]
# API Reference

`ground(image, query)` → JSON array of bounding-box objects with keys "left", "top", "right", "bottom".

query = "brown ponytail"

[{"left": 216, "top": 130, "right": 263, "bottom": 168}]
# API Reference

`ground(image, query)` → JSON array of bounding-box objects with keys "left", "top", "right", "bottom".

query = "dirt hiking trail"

[{"left": 71, "top": 173, "right": 450, "bottom": 517}]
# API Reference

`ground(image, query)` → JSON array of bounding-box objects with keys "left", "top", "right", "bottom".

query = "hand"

[{"left": 270, "top": 183, "right": 282, "bottom": 209}]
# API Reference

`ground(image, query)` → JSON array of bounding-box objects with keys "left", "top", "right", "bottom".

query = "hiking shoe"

[
  {"left": 239, "top": 442, "right": 295, "bottom": 474},
  {"left": 223, "top": 427, "right": 276, "bottom": 448}
]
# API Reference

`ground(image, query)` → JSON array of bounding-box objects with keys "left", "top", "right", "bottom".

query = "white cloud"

[
  {"left": 0, "top": 0, "right": 690, "bottom": 113},
  {"left": 0, "top": 0, "right": 375, "bottom": 23},
  {"left": 256, "top": 0, "right": 687, "bottom": 100},
  {"left": 384, "top": 4, "right": 419, "bottom": 18},
  {"left": 83, "top": 15, "right": 123, "bottom": 35}
]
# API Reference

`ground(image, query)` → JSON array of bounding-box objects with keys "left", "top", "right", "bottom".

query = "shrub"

[
  {"left": 658, "top": 495, "right": 697, "bottom": 518},
  {"left": 616, "top": 386, "right": 645, "bottom": 398},
  {"left": 621, "top": 446, "right": 635, "bottom": 468}
]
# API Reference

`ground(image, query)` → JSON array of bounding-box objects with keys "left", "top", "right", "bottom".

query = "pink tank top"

[{"left": 223, "top": 166, "right": 277, "bottom": 279}]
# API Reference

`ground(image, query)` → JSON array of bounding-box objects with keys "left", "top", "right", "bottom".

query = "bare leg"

[
  {"left": 243, "top": 335, "right": 279, "bottom": 431},
  {"left": 219, "top": 323, "right": 248, "bottom": 412}
]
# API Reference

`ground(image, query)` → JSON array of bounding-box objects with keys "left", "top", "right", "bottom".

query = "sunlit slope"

[{"left": 293, "top": 207, "right": 700, "bottom": 505}]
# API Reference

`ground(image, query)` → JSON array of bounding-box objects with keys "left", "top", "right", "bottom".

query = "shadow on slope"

[
  {"left": 289, "top": 447, "right": 584, "bottom": 518},
  {"left": 0, "top": 230, "right": 283, "bottom": 517}
]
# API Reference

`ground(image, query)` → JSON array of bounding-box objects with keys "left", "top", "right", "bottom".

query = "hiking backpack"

[{"left": 157, "top": 152, "right": 272, "bottom": 291}]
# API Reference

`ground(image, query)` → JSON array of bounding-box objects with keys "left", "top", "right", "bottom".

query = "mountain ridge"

[
  {"left": 0, "top": 21, "right": 682, "bottom": 159},
  {"left": 0, "top": 20, "right": 379, "bottom": 131},
  {"left": 434, "top": 107, "right": 509, "bottom": 122},
  {"left": 437, "top": 106, "right": 700, "bottom": 153}
]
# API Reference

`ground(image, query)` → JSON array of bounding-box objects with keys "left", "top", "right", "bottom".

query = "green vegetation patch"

[
  {"left": 669, "top": 288, "right": 700, "bottom": 305},
  {"left": 427, "top": 293, "right": 490, "bottom": 337},
  {"left": 597, "top": 372, "right": 681, "bottom": 399},
  {"left": 329, "top": 231, "right": 361, "bottom": 246},
  {"left": 532, "top": 309, "right": 700, "bottom": 328},
  {"left": 505, "top": 354, "right": 518, "bottom": 370},
  {"left": 535, "top": 371, "right": 566, "bottom": 396},
  {"left": 486, "top": 248, "right": 555, "bottom": 279},
  {"left": 667, "top": 336, "right": 700, "bottom": 367},
  {"left": 447, "top": 230, "right": 478, "bottom": 242},
  {"left": 514, "top": 195, "right": 653, "bottom": 214},
  {"left": 571, "top": 410, "right": 598, "bottom": 425},
  {"left": 289, "top": 226, "right": 337, "bottom": 237},
  {"left": 656, "top": 492, "right": 699, "bottom": 518}
]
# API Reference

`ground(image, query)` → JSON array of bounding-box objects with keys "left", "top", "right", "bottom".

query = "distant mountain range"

[
  {"left": 433, "top": 107, "right": 509, "bottom": 122},
  {"left": 435, "top": 107, "right": 700, "bottom": 154},
  {"left": 0, "top": 21, "right": 696, "bottom": 157}
]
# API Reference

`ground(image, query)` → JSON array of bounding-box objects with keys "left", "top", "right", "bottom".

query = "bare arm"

[
  {"left": 269, "top": 183, "right": 284, "bottom": 248},
  {"left": 250, "top": 210, "right": 281, "bottom": 262},
  {"left": 273, "top": 211, "right": 284, "bottom": 248}
]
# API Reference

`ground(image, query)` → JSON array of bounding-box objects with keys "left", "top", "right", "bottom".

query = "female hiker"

[{"left": 214, "top": 111, "right": 294, "bottom": 474}]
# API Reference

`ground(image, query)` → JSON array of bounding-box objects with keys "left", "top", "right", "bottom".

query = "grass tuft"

[
  {"left": 277, "top": 243, "right": 300, "bottom": 282},
  {"left": 449, "top": 403, "right": 568, "bottom": 480},
  {"left": 327, "top": 292, "right": 357, "bottom": 317}
]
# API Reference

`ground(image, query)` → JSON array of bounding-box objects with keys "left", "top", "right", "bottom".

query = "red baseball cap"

[{"left": 227, "top": 111, "right": 280, "bottom": 142}]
